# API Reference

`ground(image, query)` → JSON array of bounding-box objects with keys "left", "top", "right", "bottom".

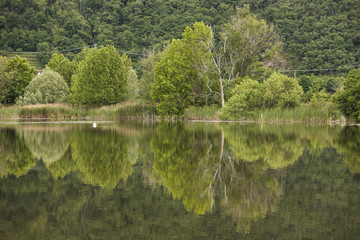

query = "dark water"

[{"left": 0, "top": 122, "right": 359, "bottom": 240}]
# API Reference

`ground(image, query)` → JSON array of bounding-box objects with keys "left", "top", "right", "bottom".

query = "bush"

[
  {"left": 263, "top": 72, "right": 303, "bottom": 109},
  {"left": 221, "top": 78, "right": 263, "bottom": 119},
  {"left": 17, "top": 69, "right": 68, "bottom": 105}
]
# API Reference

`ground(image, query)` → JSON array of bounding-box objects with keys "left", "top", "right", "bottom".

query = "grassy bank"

[
  {"left": 218, "top": 102, "right": 349, "bottom": 124},
  {"left": 183, "top": 102, "right": 354, "bottom": 124},
  {"left": 0, "top": 102, "right": 354, "bottom": 124},
  {"left": 0, "top": 103, "right": 156, "bottom": 120}
]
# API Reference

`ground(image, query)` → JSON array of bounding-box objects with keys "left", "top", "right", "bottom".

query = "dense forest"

[{"left": 0, "top": 0, "right": 359, "bottom": 70}]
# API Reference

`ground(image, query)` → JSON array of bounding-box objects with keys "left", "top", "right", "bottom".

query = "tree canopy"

[
  {"left": 70, "top": 46, "right": 131, "bottom": 106},
  {"left": 0, "top": 56, "right": 36, "bottom": 105}
]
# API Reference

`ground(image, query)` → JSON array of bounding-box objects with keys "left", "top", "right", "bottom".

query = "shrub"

[
  {"left": 17, "top": 69, "right": 68, "bottom": 105},
  {"left": 221, "top": 78, "right": 263, "bottom": 119}
]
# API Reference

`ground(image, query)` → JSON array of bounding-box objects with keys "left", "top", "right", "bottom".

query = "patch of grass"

[
  {"left": 87, "top": 102, "right": 156, "bottom": 120},
  {"left": 0, "top": 103, "right": 156, "bottom": 120},
  {"left": 0, "top": 105, "right": 20, "bottom": 118},
  {"left": 184, "top": 105, "right": 221, "bottom": 120},
  {"left": 220, "top": 101, "right": 343, "bottom": 124}
]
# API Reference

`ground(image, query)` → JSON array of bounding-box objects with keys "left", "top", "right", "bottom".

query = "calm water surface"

[{"left": 0, "top": 122, "right": 359, "bottom": 239}]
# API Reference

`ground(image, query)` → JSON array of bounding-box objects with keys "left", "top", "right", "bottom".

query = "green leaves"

[
  {"left": 263, "top": 72, "right": 303, "bottom": 109},
  {"left": 151, "top": 22, "right": 214, "bottom": 116},
  {"left": 16, "top": 69, "right": 68, "bottom": 105},
  {"left": 70, "top": 46, "right": 131, "bottom": 107},
  {"left": 46, "top": 53, "right": 75, "bottom": 87},
  {"left": 336, "top": 68, "right": 360, "bottom": 119},
  {"left": 222, "top": 78, "right": 263, "bottom": 119},
  {"left": 0, "top": 56, "right": 35, "bottom": 105}
]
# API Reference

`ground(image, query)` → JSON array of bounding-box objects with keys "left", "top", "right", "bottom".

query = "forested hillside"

[{"left": 0, "top": 0, "right": 359, "bottom": 71}]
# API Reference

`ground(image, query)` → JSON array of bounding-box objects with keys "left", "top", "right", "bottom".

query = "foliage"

[
  {"left": 127, "top": 69, "right": 139, "bottom": 101},
  {"left": 71, "top": 128, "right": 131, "bottom": 188},
  {"left": 46, "top": 53, "right": 75, "bottom": 87},
  {"left": 221, "top": 78, "right": 263, "bottom": 119},
  {"left": 259, "top": 0, "right": 360, "bottom": 71},
  {"left": 17, "top": 69, "right": 68, "bottom": 105},
  {"left": 19, "top": 127, "right": 70, "bottom": 166},
  {"left": 263, "top": 72, "right": 303, "bottom": 109},
  {"left": 205, "top": 5, "right": 281, "bottom": 107},
  {"left": 151, "top": 22, "right": 214, "bottom": 116},
  {"left": 0, "top": 0, "right": 359, "bottom": 72},
  {"left": 183, "top": 105, "right": 220, "bottom": 120},
  {"left": 335, "top": 68, "right": 360, "bottom": 119},
  {"left": 0, "top": 56, "right": 36, "bottom": 105},
  {"left": 70, "top": 46, "right": 131, "bottom": 107},
  {"left": 222, "top": 5, "right": 280, "bottom": 78},
  {"left": 0, "top": 128, "right": 35, "bottom": 178},
  {"left": 138, "top": 45, "right": 164, "bottom": 103}
]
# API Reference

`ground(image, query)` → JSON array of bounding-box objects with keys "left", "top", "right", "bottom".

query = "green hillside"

[
  {"left": 0, "top": 0, "right": 359, "bottom": 72},
  {"left": 1, "top": 52, "right": 44, "bottom": 71}
]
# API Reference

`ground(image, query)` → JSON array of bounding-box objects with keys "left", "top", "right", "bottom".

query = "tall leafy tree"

[
  {"left": 70, "top": 46, "right": 131, "bottom": 107},
  {"left": 0, "top": 56, "right": 36, "bottom": 105},
  {"left": 46, "top": 53, "right": 75, "bottom": 87},
  {"left": 151, "top": 22, "right": 214, "bottom": 116},
  {"left": 205, "top": 5, "right": 281, "bottom": 107},
  {"left": 336, "top": 68, "right": 360, "bottom": 119}
]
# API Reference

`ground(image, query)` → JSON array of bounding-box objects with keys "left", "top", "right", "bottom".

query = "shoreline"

[{"left": 0, "top": 103, "right": 357, "bottom": 125}]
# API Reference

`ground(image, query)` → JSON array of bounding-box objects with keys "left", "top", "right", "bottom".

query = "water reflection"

[
  {"left": 0, "top": 122, "right": 359, "bottom": 239},
  {"left": 0, "top": 127, "right": 34, "bottom": 177},
  {"left": 21, "top": 126, "right": 70, "bottom": 165}
]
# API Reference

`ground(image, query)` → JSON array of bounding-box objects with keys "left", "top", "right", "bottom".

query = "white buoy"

[{"left": 93, "top": 122, "right": 97, "bottom": 128}]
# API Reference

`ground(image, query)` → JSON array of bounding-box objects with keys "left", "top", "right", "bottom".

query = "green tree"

[
  {"left": 127, "top": 69, "right": 139, "bottom": 101},
  {"left": 205, "top": 5, "right": 281, "bottom": 107},
  {"left": 46, "top": 53, "right": 75, "bottom": 87},
  {"left": 36, "top": 42, "right": 52, "bottom": 65},
  {"left": 336, "top": 68, "right": 360, "bottom": 119},
  {"left": 17, "top": 69, "right": 68, "bottom": 105},
  {"left": 263, "top": 72, "right": 303, "bottom": 108},
  {"left": 138, "top": 46, "right": 164, "bottom": 103},
  {"left": 151, "top": 39, "right": 193, "bottom": 116},
  {"left": 0, "top": 56, "right": 36, "bottom": 105},
  {"left": 151, "top": 22, "right": 214, "bottom": 116},
  {"left": 0, "top": 56, "right": 13, "bottom": 104},
  {"left": 70, "top": 46, "right": 131, "bottom": 107}
]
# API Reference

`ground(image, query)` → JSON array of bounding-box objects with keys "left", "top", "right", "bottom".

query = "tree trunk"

[{"left": 219, "top": 76, "right": 225, "bottom": 107}]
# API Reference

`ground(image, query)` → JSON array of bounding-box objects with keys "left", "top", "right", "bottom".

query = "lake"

[{"left": 0, "top": 121, "right": 359, "bottom": 239}]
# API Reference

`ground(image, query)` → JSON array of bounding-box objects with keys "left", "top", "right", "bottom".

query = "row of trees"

[
  {"left": 149, "top": 6, "right": 282, "bottom": 115},
  {"left": 0, "top": 46, "right": 134, "bottom": 107}
]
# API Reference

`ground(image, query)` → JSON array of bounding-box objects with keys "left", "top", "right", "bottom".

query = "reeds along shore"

[
  {"left": 0, "top": 103, "right": 355, "bottom": 124},
  {"left": 0, "top": 103, "right": 157, "bottom": 120}
]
